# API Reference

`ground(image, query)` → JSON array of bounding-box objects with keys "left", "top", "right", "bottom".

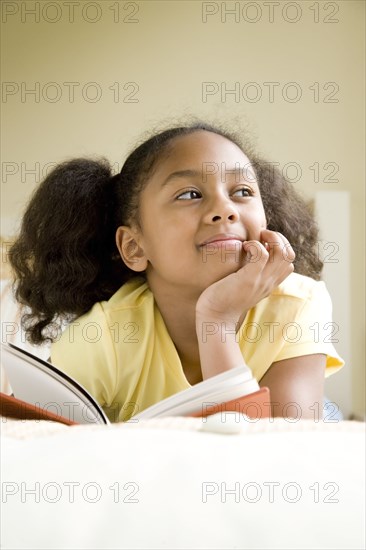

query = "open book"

[
  {"left": 1, "top": 343, "right": 109, "bottom": 425},
  {"left": 1, "top": 342, "right": 271, "bottom": 425}
]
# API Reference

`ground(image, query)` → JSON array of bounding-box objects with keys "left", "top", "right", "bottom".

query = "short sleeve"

[
  {"left": 50, "top": 302, "right": 118, "bottom": 413},
  {"left": 275, "top": 280, "right": 344, "bottom": 377}
]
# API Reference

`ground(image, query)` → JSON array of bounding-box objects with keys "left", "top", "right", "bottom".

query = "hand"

[{"left": 196, "top": 229, "right": 295, "bottom": 324}]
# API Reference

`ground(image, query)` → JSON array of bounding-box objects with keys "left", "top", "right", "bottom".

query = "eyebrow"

[
  {"left": 161, "top": 167, "right": 257, "bottom": 187},
  {"left": 161, "top": 170, "right": 202, "bottom": 188}
]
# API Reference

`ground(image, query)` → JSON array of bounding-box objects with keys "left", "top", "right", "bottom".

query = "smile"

[{"left": 200, "top": 234, "right": 244, "bottom": 246}]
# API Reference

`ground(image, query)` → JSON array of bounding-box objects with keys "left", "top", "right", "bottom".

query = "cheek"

[
  {"left": 241, "top": 208, "right": 267, "bottom": 241},
  {"left": 255, "top": 203, "right": 267, "bottom": 228},
  {"left": 140, "top": 219, "right": 179, "bottom": 261},
  {"left": 246, "top": 207, "right": 267, "bottom": 227}
]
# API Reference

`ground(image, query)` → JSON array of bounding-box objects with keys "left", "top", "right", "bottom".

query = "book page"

[
  {"left": 1, "top": 343, "right": 109, "bottom": 425},
  {"left": 133, "top": 365, "right": 259, "bottom": 420}
]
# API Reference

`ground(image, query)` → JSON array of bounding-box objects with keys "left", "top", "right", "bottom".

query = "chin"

[{"left": 202, "top": 261, "right": 242, "bottom": 286}]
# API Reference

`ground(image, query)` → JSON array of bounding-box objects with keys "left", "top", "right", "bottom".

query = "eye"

[
  {"left": 176, "top": 189, "right": 202, "bottom": 200},
  {"left": 232, "top": 187, "right": 254, "bottom": 198}
]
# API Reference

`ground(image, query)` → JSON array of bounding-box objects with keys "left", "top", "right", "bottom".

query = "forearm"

[{"left": 196, "top": 314, "right": 251, "bottom": 379}]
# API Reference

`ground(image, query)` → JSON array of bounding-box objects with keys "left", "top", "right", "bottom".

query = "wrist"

[
  {"left": 196, "top": 308, "right": 249, "bottom": 333},
  {"left": 195, "top": 307, "right": 240, "bottom": 327},
  {"left": 196, "top": 316, "right": 238, "bottom": 342},
  {"left": 196, "top": 317, "right": 242, "bottom": 351}
]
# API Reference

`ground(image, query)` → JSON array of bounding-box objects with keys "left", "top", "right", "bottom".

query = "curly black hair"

[{"left": 9, "top": 121, "right": 323, "bottom": 344}]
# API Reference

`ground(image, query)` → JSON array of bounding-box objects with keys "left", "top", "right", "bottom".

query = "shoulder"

[
  {"left": 243, "top": 273, "right": 344, "bottom": 379},
  {"left": 270, "top": 272, "right": 327, "bottom": 302},
  {"left": 72, "top": 276, "right": 152, "bottom": 323},
  {"left": 250, "top": 272, "right": 334, "bottom": 327},
  {"left": 272, "top": 272, "right": 334, "bottom": 320},
  {"left": 264, "top": 272, "right": 333, "bottom": 317},
  {"left": 50, "top": 277, "right": 152, "bottom": 401},
  {"left": 52, "top": 277, "right": 152, "bottom": 351},
  {"left": 106, "top": 276, "right": 152, "bottom": 309}
]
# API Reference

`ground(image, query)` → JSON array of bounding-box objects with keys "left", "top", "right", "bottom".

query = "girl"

[{"left": 9, "top": 122, "right": 344, "bottom": 421}]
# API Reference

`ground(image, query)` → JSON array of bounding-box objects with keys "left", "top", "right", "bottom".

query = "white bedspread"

[{"left": 1, "top": 416, "right": 364, "bottom": 550}]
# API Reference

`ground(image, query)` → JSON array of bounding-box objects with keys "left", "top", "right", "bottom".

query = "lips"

[{"left": 200, "top": 234, "right": 245, "bottom": 246}]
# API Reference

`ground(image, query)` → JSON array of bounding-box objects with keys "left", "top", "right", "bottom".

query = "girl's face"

[{"left": 122, "top": 131, "right": 267, "bottom": 296}]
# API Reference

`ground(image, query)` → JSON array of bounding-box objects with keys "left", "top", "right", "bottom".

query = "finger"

[
  {"left": 275, "top": 233, "right": 296, "bottom": 263},
  {"left": 260, "top": 230, "right": 295, "bottom": 263},
  {"left": 258, "top": 232, "right": 295, "bottom": 287},
  {"left": 242, "top": 239, "right": 269, "bottom": 266}
]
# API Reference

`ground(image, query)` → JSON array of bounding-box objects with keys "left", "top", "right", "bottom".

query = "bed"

[{"left": 1, "top": 414, "right": 365, "bottom": 550}]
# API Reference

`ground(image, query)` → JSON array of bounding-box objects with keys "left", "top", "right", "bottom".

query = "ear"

[{"left": 115, "top": 226, "right": 148, "bottom": 272}]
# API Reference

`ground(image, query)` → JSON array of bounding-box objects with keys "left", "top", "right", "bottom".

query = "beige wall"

[{"left": 1, "top": 0, "right": 365, "bottom": 417}]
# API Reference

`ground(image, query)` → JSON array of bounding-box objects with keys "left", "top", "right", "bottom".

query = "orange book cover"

[
  {"left": 0, "top": 392, "right": 77, "bottom": 425},
  {"left": 189, "top": 387, "right": 271, "bottom": 420}
]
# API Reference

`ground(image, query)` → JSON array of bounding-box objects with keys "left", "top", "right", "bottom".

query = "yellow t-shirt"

[{"left": 51, "top": 273, "right": 344, "bottom": 422}]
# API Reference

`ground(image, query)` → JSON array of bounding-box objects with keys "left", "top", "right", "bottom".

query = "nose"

[{"left": 203, "top": 194, "right": 240, "bottom": 224}]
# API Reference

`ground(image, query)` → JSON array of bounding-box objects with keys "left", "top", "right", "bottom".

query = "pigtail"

[{"left": 9, "top": 158, "right": 131, "bottom": 345}]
